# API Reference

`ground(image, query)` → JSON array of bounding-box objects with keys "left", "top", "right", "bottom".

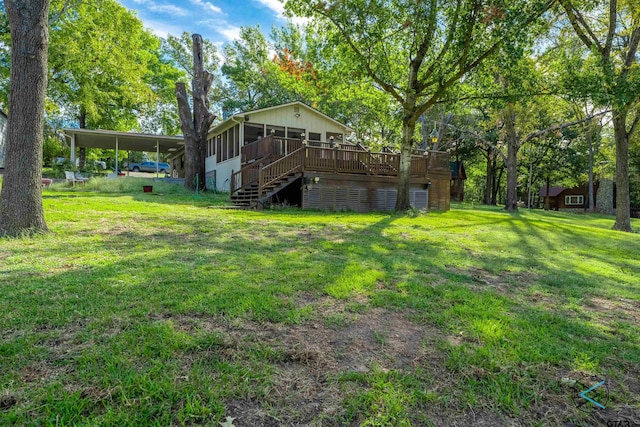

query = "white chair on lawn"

[{"left": 64, "top": 171, "right": 88, "bottom": 186}]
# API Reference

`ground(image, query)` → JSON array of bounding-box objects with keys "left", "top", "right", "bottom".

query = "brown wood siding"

[
  {"left": 557, "top": 184, "right": 595, "bottom": 210},
  {"left": 300, "top": 172, "right": 434, "bottom": 212},
  {"left": 429, "top": 171, "right": 450, "bottom": 211}
]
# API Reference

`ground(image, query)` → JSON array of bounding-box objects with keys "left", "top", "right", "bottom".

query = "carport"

[{"left": 63, "top": 129, "right": 184, "bottom": 177}]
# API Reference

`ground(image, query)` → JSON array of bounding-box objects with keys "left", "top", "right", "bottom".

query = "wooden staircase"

[
  {"left": 231, "top": 146, "right": 305, "bottom": 209},
  {"left": 231, "top": 172, "right": 301, "bottom": 208}
]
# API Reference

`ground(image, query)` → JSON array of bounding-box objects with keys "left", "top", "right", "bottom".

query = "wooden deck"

[{"left": 231, "top": 135, "right": 450, "bottom": 210}]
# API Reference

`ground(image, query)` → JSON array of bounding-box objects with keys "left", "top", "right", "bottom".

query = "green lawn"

[{"left": 1, "top": 179, "right": 639, "bottom": 426}]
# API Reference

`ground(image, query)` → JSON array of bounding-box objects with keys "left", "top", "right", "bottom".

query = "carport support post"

[
  {"left": 156, "top": 139, "right": 160, "bottom": 179},
  {"left": 115, "top": 137, "right": 119, "bottom": 175},
  {"left": 70, "top": 134, "right": 76, "bottom": 166}
]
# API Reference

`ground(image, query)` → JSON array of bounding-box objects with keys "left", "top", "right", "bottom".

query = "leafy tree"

[
  {"left": 221, "top": 26, "right": 286, "bottom": 113},
  {"left": 0, "top": 0, "right": 50, "bottom": 236},
  {"left": 47, "top": 0, "right": 170, "bottom": 166},
  {"left": 137, "top": 35, "right": 187, "bottom": 135},
  {"left": 630, "top": 133, "right": 640, "bottom": 207},
  {"left": 271, "top": 23, "right": 398, "bottom": 144},
  {"left": 558, "top": 0, "right": 640, "bottom": 231},
  {"left": 286, "top": 0, "right": 555, "bottom": 210}
]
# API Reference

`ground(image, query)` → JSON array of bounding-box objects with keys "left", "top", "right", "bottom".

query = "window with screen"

[
  {"left": 308, "top": 132, "right": 321, "bottom": 142},
  {"left": 287, "top": 127, "right": 305, "bottom": 139},
  {"left": 267, "top": 125, "right": 285, "bottom": 137},
  {"left": 244, "top": 122, "right": 264, "bottom": 144},
  {"left": 216, "top": 134, "right": 222, "bottom": 163},
  {"left": 326, "top": 132, "right": 343, "bottom": 142},
  {"left": 233, "top": 125, "right": 240, "bottom": 153}
]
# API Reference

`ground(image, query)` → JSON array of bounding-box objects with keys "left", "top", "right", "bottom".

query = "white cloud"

[
  {"left": 189, "top": 0, "right": 223, "bottom": 14},
  {"left": 196, "top": 19, "right": 239, "bottom": 41},
  {"left": 212, "top": 41, "right": 225, "bottom": 63},
  {"left": 253, "top": 0, "right": 285, "bottom": 16},
  {"left": 252, "top": 0, "right": 309, "bottom": 25},
  {"left": 217, "top": 23, "right": 242, "bottom": 41},
  {"left": 129, "top": 0, "right": 188, "bottom": 17},
  {"left": 151, "top": 4, "right": 188, "bottom": 15},
  {"left": 139, "top": 17, "right": 185, "bottom": 38}
]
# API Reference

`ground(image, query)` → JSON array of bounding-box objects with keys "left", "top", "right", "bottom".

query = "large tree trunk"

[
  {"left": 176, "top": 34, "right": 215, "bottom": 191},
  {"left": 395, "top": 119, "right": 415, "bottom": 211},
  {"left": 503, "top": 104, "right": 519, "bottom": 212},
  {"left": 484, "top": 149, "right": 494, "bottom": 205},
  {"left": 612, "top": 110, "right": 632, "bottom": 231},
  {"left": 527, "top": 162, "right": 533, "bottom": 208},
  {"left": 493, "top": 166, "right": 503, "bottom": 205},
  {"left": 586, "top": 120, "right": 595, "bottom": 213},
  {"left": 0, "top": 0, "right": 50, "bottom": 237},
  {"left": 544, "top": 177, "right": 551, "bottom": 210}
]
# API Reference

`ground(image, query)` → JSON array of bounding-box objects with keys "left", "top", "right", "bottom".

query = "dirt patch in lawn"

[
  {"left": 451, "top": 267, "right": 536, "bottom": 296},
  {"left": 167, "top": 305, "right": 433, "bottom": 425},
  {"left": 587, "top": 296, "right": 640, "bottom": 326},
  {"left": 162, "top": 293, "right": 640, "bottom": 426}
]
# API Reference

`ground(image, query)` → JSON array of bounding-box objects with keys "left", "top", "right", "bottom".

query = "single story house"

[
  {"left": 170, "top": 101, "right": 451, "bottom": 212},
  {"left": 539, "top": 180, "right": 616, "bottom": 214}
]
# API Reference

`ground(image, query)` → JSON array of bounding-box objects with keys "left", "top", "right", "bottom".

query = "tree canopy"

[{"left": 286, "top": 0, "right": 555, "bottom": 210}]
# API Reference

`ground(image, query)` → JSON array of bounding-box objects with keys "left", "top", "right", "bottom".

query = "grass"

[{"left": 1, "top": 178, "right": 639, "bottom": 426}]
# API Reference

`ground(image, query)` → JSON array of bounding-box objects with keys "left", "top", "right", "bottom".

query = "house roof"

[
  {"left": 539, "top": 186, "right": 565, "bottom": 197},
  {"left": 209, "top": 101, "right": 354, "bottom": 135}
]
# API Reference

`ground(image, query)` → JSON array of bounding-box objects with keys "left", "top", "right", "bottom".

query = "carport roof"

[{"left": 63, "top": 128, "right": 184, "bottom": 153}]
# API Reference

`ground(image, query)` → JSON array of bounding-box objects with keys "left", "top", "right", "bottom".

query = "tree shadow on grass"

[{"left": 1, "top": 206, "right": 639, "bottom": 426}]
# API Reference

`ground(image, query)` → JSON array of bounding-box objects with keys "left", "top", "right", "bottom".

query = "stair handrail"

[
  {"left": 258, "top": 147, "right": 305, "bottom": 198},
  {"left": 230, "top": 155, "right": 270, "bottom": 196}
]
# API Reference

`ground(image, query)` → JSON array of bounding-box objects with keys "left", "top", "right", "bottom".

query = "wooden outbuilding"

[{"left": 539, "top": 183, "right": 599, "bottom": 211}]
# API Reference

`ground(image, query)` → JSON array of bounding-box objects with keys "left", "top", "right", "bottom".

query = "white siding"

[
  {"left": 205, "top": 156, "right": 216, "bottom": 173},
  {"left": 248, "top": 105, "right": 348, "bottom": 139},
  {"left": 205, "top": 103, "right": 350, "bottom": 192},
  {"left": 214, "top": 157, "right": 241, "bottom": 192}
]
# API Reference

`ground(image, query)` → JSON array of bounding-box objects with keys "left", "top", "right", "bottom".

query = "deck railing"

[
  {"left": 410, "top": 157, "right": 428, "bottom": 177},
  {"left": 307, "top": 141, "right": 362, "bottom": 150},
  {"left": 369, "top": 152, "right": 400, "bottom": 176},
  {"left": 427, "top": 151, "right": 450, "bottom": 172},
  {"left": 242, "top": 135, "right": 303, "bottom": 163},
  {"left": 304, "top": 146, "right": 372, "bottom": 174},
  {"left": 233, "top": 138, "right": 449, "bottom": 199}
]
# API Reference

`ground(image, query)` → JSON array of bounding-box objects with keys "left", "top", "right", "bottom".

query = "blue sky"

[{"left": 119, "top": 0, "right": 297, "bottom": 47}]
